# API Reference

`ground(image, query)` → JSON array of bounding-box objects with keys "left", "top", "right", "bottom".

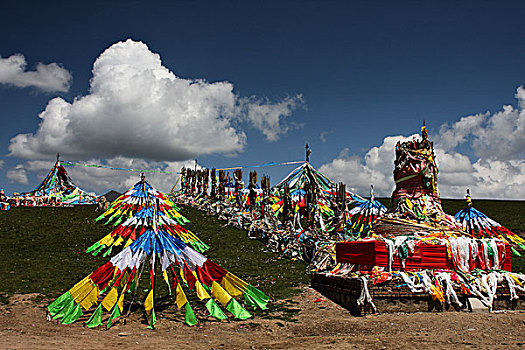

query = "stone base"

[{"left": 311, "top": 273, "right": 525, "bottom": 316}]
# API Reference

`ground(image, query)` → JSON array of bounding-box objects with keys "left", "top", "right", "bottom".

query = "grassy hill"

[
  {"left": 0, "top": 205, "right": 308, "bottom": 304},
  {"left": 0, "top": 200, "right": 523, "bottom": 304}
]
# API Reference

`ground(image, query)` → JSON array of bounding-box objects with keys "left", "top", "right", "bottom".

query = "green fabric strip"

[
  {"left": 226, "top": 298, "right": 251, "bottom": 320},
  {"left": 48, "top": 292, "right": 74, "bottom": 317},
  {"left": 102, "top": 246, "right": 113, "bottom": 257},
  {"left": 146, "top": 307, "right": 157, "bottom": 330},
  {"left": 511, "top": 246, "right": 521, "bottom": 257},
  {"left": 113, "top": 216, "right": 124, "bottom": 227},
  {"left": 86, "top": 304, "right": 103, "bottom": 328},
  {"left": 52, "top": 299, "right": 75, "bottom": 320},
  {"left": 61, "top": 303, "right": 83, "bottom": 324},
  {"left": 94, "top": 214, "right": 106, "bottom": 222},
  {"left": 92, "top": 244, "right": 105, "bottom": 256},
  {"left": 245, "top": 285, "right": 269, "bottom": 309},
  {"left": 243, "top": 293, "right": 257, "bottom": 309},
  {"left": 205, "top": 299, "right": 227, "bottom": 320},
  {"left": 107, "top": 304, "right": 121, "bottom": 329},
  {"left": 244, "top": 291, "right": 269, "bottom": 311},
  {"left": 184, "top": 303, "right": 198, "bottom": 326},
  {"left": 86, "top": 242, "right": 101, "bottom": 254}
]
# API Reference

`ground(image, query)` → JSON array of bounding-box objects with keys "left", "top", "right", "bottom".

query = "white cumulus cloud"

[
  {"left": 435, "top": 87, "right": 525, "bottom": 160},
  {"left": 320, "top": 86, "right": 525, "bottom": 200},
  {"left": 241, "top": 95, "right": 304, "bottom": 141},
  {"left": 319, "top": 135, "right": 415, "bottom": 196},
  {"left": 320, "top": 131, "right": 330, "bottom": 143},
  {"left": 6, "top": 164, "right": 28, "bottom": 185},
  {"left": 0, "top": 54, "right": 71, "bottom": 92},
  {"left": 8, "top": 39, "right": 302, "bottom": 163}
]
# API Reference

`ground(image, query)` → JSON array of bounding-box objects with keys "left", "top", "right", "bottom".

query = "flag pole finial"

[{"left": 305, "top": 144, "right": 311, "bottom": 163}]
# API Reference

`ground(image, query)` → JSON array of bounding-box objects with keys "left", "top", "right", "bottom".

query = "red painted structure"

[{"left": 336, "top": 240, "right": 511, "bottom": 272}]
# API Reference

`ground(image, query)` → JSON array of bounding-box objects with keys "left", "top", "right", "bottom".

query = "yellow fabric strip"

[
  {"left": 124, "top": 238, "right": 133, "bottom": 248},
  {"left": 195, "top": 281, "right": 210, "bottom": 300},
  {"left": 69, "top": 276, "right": 99, "bottom": 310},
  {"left": 179, "top": 268, "right": 187, "bottom": 284},
  {"left": 101, "top": 287, "right": 118, "bottom": 311},
  {"left": 144, "top": 289, "right": 154, "bottom": 314},
  {"left": 69, "top": 276, "right": 91, "bottom": 299},
  {"left": 162, "top": 271, "right": 172, "bottom": 295},
  {"left": 117, "top": 291, "right": 125, "bottom": 312},
  {"left": 120, "top": 271, "right": 129, "bottom": 288},
  {"left": 80, "top": 286, "right": 99, "bottom": 310},
  {"left": 221, "top": 272, "right": 248, "bottom": 298},
  {"left": 98, "top": 233, "right": 115, "bottom": 247},
  {"left": 162, "top": 271, "right": 170, "bottom": 286},
  {"left": 104, "top": 206, "right": 117, "bottom": 215},
  {"left": 511, "top": 275, "right": 523, "bottom": 287},
  {"left": 113, "top": 236, "right": 124, "bottom": 247},
  {"left": 211, "top": 281, "right": 232, "bottom": 306},
  {"left": 175, "top": 284, "right": 188, "bottom": 309}
]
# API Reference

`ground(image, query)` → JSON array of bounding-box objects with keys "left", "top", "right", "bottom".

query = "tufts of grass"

[{"left": 0, "top": 206, "right": 111, "bottom": 301}]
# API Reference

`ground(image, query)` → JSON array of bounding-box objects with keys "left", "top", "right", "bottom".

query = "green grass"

[{"left": 0, "top": 206, "right": 110, "bottom": 303}]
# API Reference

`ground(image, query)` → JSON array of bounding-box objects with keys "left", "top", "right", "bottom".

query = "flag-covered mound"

[
  {"left": 327, "top": 125, "right": 520, "bottom": 276},
  {"left": 373, "top": 125, "right": 462, "bottom": 235},
  {"left": 48, "top": 177, "right": 268, "bottom": 328},
  {"left": 269, "top": 162, "right": 338, "bottom": 230},
  {"left": 17, "top": 156, "right": 96, "bottom": 206},
  {"left": 89, "top": 178, "right": 209, "bottom": 255},
  {"left": 0, "top": 189, "right": 9, "bottom": 210},
  {"left": 273, "top": 161, "right": 335, "bottom": 195}
]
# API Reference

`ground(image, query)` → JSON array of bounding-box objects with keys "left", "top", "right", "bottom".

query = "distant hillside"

[{"left": 100, "top": 190, "right": 122, "bottom": 202}]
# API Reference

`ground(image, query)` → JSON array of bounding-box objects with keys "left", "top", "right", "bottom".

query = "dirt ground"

[{"left": 1, "top": 287, "right": 524, "bottom": 350}]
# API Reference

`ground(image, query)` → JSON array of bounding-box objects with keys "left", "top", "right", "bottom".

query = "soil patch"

[{"left": 1, "top": 287, "right": 524, "bottom": 350}]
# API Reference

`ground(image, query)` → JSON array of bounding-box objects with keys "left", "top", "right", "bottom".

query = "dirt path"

[{"left": 1, "top": 288, "right": 524, "bottom": 350}]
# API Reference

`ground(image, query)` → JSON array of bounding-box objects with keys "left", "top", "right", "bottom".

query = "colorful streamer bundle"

[
  {"left": 273, "top": 162, "right": 334, "bottom": 193},
  {"left": 348, "top": 194, "right": 387, "bottom": 233},
  {"left": 48, "top": 228, "right": 268, "bottom": 328},
  {"left": 89, "top": 179, "right": 209, "bottom": 255},
  {"left": 270, "top": 163, "right": 337, "bottom": 219},
  {"left": 48, "top": 178, "right": 268, "bottom": 328},
  {"left": 455, "top": 195, "right": 525, "bottom": 251}
]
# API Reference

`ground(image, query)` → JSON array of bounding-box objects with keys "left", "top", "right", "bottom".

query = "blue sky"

[{"left": 1, "top": 1, "right": 525, "bottom": 198}]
